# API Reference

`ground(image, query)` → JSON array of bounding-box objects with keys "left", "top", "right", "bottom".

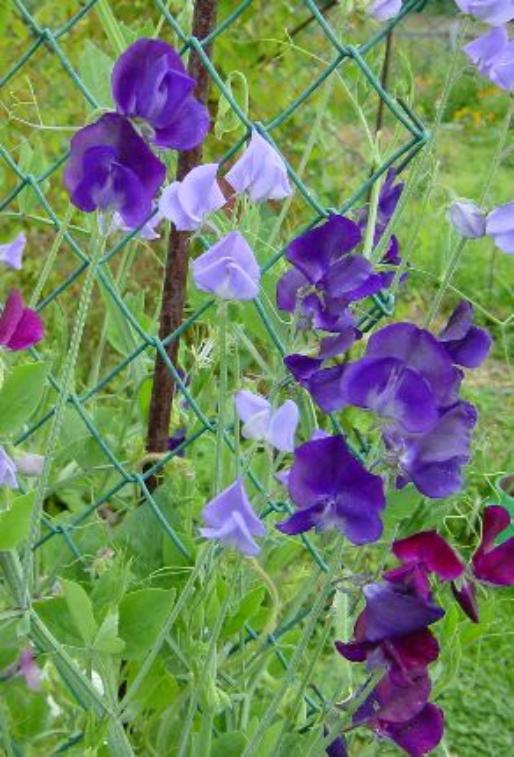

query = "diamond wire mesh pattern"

[{"left": 1, "top": 0, "right": 429, "bottom": 722}]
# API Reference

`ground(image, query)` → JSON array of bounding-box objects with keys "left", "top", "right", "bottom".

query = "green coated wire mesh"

[{"left": 1, "top": 0, "right": 429, "bottom": 728}]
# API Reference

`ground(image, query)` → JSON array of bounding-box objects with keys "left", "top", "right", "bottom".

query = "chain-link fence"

[{"left": 1, "top": 0, "right": 429, "bottom": 749}]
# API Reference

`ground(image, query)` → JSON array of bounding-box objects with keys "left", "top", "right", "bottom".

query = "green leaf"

[
  {"left": 61, "top": 579, "right": 98, "bottom": 646},
  {"left": 0, "top": 362, "right": 50, "bottom": 435},
  {"left": 93, "top": 609, "right": 125, "bottom": 654},
  {"left": 0, "top": 491, "right": 35, "bottom": 549},
  {"left": 223, "top": 586, "right": 265, "bottom": 636},
  {"left": 211, "top": 731, "right": 248, "bottom": 757},
  {"left": 119, "top": 589, "right": 175, "bottom": 659},
  {"left": 78, "top": 40, "right": 114, "bottom": 110}
]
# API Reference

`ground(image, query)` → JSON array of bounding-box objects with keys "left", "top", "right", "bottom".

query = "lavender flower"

[
  {"left": 13, "top": 453, "right": 45, "bottom": 477},
  {"left": 225, "top": 130, "right": 292, "bottom": 202},
  {"left": 464, "top": 26, "right": 514, "bottom": 91},
  {"left": 192, "top": 231, "right": 260, "bottom": 300},
  {"left": 112, "top": 39, "right": 209, "bottom": 150},
  {"left": 486, "top": 201, "right": 514, "bottom": 253},
  {"left": 448, "top": 201, "right": 486, "bottom": 238},
  {"left": 0, "top": 447, "right": 18, "bottom": 489},
  {"left": 438, "top": 301, "right": 492, "bottom": 368},
  {"left": 199, "top": 478, "right": 266, "bottom": 556},
  {"left": 0, "top": 232, "right": 26, "bottom": 270},
  {"left": 0, "top": 289, "right": 44, "bottom": 351},
  {"left": 159, "top": 163, "right": 226, "bottom": 231},
  {"left": 111, "top": 206, "right": 163, "bottom": 240},
  {"left": 369, "top": 0, "right": 403, "bottom": 21},
  {"left": 454, "top": 0, "right": 514, "bottom": 25},
  {"left": 276, "top": 435, "right": 385, "bottom": 544},
  {"left": 234, "top": 390, "right": 299, "bottom": 452},
  {"left": 64, "top": 113, "right": 166, "bottom": 226},
  {"left": 18, "top": 648, "right": 41, "bottom": 690}
]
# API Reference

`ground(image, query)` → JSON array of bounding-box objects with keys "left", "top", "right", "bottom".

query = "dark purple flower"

[
  {"left": 325, "top": 735, "right": 347, "bottom": 757},
  {"left": 112, "top": 39, "right": 209, "bottom": 150},
  {"left": 64, "top": 113, "right": 166, "bottom": 226},
  {"left": 276, "top": 435, "right": 385, "bottom": 544},
  {"left": 378, "top": 703, "right": 444, "bottom": 757},
  {"left": 392, "top": 531, "right": 465, "bottom": 582},
  {"left": 284, "top": 354, "right": 323, "bottom": 386},
  {"left": 321, "top": 254, "right": 390, "bottom": 302},
  {"left": 354, "top": 669, "right": 432, "bottom": 726},
  {"left": 199, "top": 478, "right": 266, "bottom": 556},
  {"left": 319, "top": 327, "right": 361, "bottom": 359},
  {"left": 439, "top": 301, "right": 492, "bottom": 369},
  {"left": 168, "top": 429, "right": 186, "bottom": 455},
  {"left": 472, "top": 505, "right": 514, "bottom": 585},
  {"left": 0, "top": 232, "right": 25, "bottom": 270},
  {"left": 358, "top": 168, "right": 404, "bottom": 238},
  {"left": 451, "top": 579, "right": 479, "bottom": 623},
  {"left": 0, "top": 289, "right": 44, "bottom": 351}
]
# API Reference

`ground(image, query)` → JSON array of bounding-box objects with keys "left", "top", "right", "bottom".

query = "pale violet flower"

[
  {"left": 369, "top": 0, "right": 403, "bottom": 21},
  {"left": 111, "top": 207, "right": 163, "bottom": 240},
  {"left": 225, "top": 130, "right": 292, "bottom": 202},
  {"left": 448, "top": 201, "right": 486, "bottom": 238},
  {"left": 486, "top": 202, "right": 514, "bottom": 253},
  {"left": 463, "top": 26, "right": 514, "bottom": 91},
  {"left": 0, "top": 447, "right": 18, "bottom": 489},
  {"left": 235, "top": 390, "right": 299, "bottom": 452},
  {"left": 199, "top": 478, "right": 266, "bottom": 556},
  {"left": 191, "top": 231, "right": 260, "bottom": 300},
  {"left": 14, "top": 453, "right": 45, "bottom": 477},
  {"left": 159, "top": 163, "right": 226, "bottom": 231},
  {"left": 454, "top": 0, "right": 514, "bottom": 25},
  {"left": 18, "top": 648, "right": 41, "bottom": 690},
  {"left": 0, "top": 232, "right": 26, "bottom": 270}
]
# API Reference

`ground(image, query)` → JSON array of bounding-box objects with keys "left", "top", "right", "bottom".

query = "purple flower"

[
  {"left": 0, "top": 232, "right": 26, "bottom": 270},
  {"left": 111, "top": 206, "right": 163, "bottom": 240},
  {"left": 439, "top": 301, "right": 492, "bottom": 368},
  {"left": 369, "top": 0, "right": 403, "bottom": 21},
  {"left": 392, "top": 531, "right": 465, "bottom": 582},
  {"left": 64, "top": 113, "right": 166, "bottom": 226},
  {"left": 112, "top": 39, "right": 209, "bottom": 150},
  {"left": 18, "top": 648, "right": 41, "bottom": 690},
  {"left": 234, "top": 390, "right": 299, "bottom": 452},
  {"left": 192, "top": 231, "right": 260, "bottom": 300},
  {"left": 199, "top": 478, "right": 266, "bottom": 556},
  {"left": 159, "top": 163, "right": 226, "bottom": 231},
  {"left": 325, "top": 736, "right": 347, "bottom": 757},
  {"left": 356, "top": 583, "right": 444, "bottom": 643},
  {"left": 472, "top": 505, "right": 514, "bottom": 585},
  {"left": 448, "top": 201, "right": 486, "bottom": 238},
  {"left": 283, "top": 354, "right": 323, "bottom": 386},
  {"left": 486, "top": 201, "right": 514, "bottom": 253},
  {"left": 454, "top": 0, "right": 514, "bottom": 25},
  {"left": 464, "top": 27, "right": 514, "bottom": 91},
  {"left": 13, "top": 453, "right": 45, "bottom": 477},
  {"left": 167, "top": 429, "right": 186, "bottom": 456},
  {"left": 276, "top": 435, "right": 386, "bottom": 544},
  {"left": 0, "top": 289, "right": 44, "bottom": 351},
  {"left": 0, "top": 447, "right": 18, "bottom": 489},
  {"left": 378, "top": 703, "right": 444, "bottom": 757},
  {"left": 225, "top": 130, "right": 292, "bottom": 202}
]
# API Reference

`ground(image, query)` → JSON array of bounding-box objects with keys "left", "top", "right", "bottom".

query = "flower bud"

[{"left": 448, "top": 201, "right": 486, "bottom": 239}]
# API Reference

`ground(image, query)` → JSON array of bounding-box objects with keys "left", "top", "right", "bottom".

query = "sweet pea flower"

[
  {"left": 199, "top": 478, "right": 266, "bottom": 556},
  {"left": 18, "top": 648, "right": 41, "bottom": 690},
  {"left": 0, "top": 447, "right": 18, "bottom": 489},
  {"left": 439, "top": 301, "right": 492, "bottom": 368},
  {"left": 192, "top": 231, "right": 260, "bottom": 300},
  {"left": 375, "top": 703, "right": 444, "bottom": 757},
  {"left": 159, "top": 163, "right": 226, "bottom": 231},
  {"left": 13, "top": 453, "right": 45, "bottom": 477},
  {"left": 486, "top": 201, "right": 514, "bottom": 253},
  {"left": 0, "top": 289, "right": 44, "bottom": 351},
  {"left": 276, "top": 435, "right": 386, "bottom": 544},
  {"left": 448, "top": 201, "right": 486, "bottom": 238},
  {"left": 234, "top": 390, "right": 299, "bottom": 452},
  {"left": 225, "top": 130, "right": 292, "bottom": 202},
  {"left": 64, "top": 113, "right": 166, "bottom": 227},
  {"left": 0, "top": 232, "right": 25, "bottom": 270},
  {"left": 464, "top": 26, "right": 514, "bottom": 90},
  {"left": 111, "top": 206, "right": 163, "bottom": 240},
  {"left": 454, "top": 0, "right": 514, "bottom": 25},
  {"left": 369, "top": 0, "right": 403, "bottom": 21},
  {"left": 112, "top": 39, "right": 209, "bottom": 150}
]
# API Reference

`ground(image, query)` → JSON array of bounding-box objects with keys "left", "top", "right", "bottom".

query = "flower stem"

[
  {"left": 96, "top": 0, "right": 126, "bottom": 56},
  {"left": 247, "top": 558, "right": 280, "bottom": 637},
  {"left": 215, "top": 301, "right": 228, "bottom": 494}
]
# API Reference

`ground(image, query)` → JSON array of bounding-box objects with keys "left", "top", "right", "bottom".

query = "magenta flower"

[
  {"left": 159, "top": 163, "right": 226, "bottom": 231},
  {"left": 225, "top": 130, "right": 292, "bottom": 202},
  {"left": 0, "top": 289, "right": 44, "bottom": 351},
  {"left": 234, "top": 390, "right": 299, "bottom": 452},
  {"left": 464, "top": 26, "right": 514, "bottom": 90},
  {"left": 392, "top": 531, "right": 465, "bottom": 582},
  {"left": 192, "top": 231, "right": 260, "bottom": 300},
  {"left": 199, "top": 478, "right": 266, "bottom": 556},
  {"left": 64, "top": 113, "right": 166, "bottom": 226},
  {"left": 448, "top": 200, "right": 486, "bottom": 238},
  {"left": 454, "top": 0, "right": 514, "bottom": 25},
  {"left": 369, "top": 0, "right": 403, "bottom": 21},
  {"left": 276, "top": 435, "right": 386, "bottom": 544},
  {"left": 0, "top": 447, "right": 18, "bottom": 489},
  {"left": 0, "top": 232, "right": 26, "bottom": 270},
  {"left": 438, "top": 301, "right": 492, "bottom": 368},
  {"left": 486, "top": 201, "right": 514, "bottom": 253},
  {"left": 18, "top": 648, "right": 41, "bottom": 690},
  {"left": 472, "top": 505, "right": 514, "bottom": 585},
  {"left": 112, "top": 39, "right": 209, "bottom": 150}
]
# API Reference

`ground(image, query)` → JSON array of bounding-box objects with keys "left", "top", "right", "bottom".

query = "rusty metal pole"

[{"left": 146, "top": 1, "right": 219, "bottom": 467}]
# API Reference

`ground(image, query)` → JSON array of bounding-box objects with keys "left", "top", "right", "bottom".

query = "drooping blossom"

[
  {"left": 276, "top": 435, "right": 386, "bottom": 544},
  {"left": 192, "top": 231, "right": 260, "bottom": 300},
  {"left": 486, "top": 201, "right": 514, "bottom": 253},
  {"left": 18, "top": 648, "right": 41, "bottom": 690},
  {"left": 13, "top": 453, "right": 45, "bottom": 477},
  {"left": 112, "top": 38, "right": 209, "bottom": 150},
  {"left": 448, "top": 200, "right": 486, "bottom": 238},
  {"left": 199, "top": 478, "right": 266, "bottom": 556},
  {"left": 234, "top": 390, "right": 299, "bottom": 452},
  {"left": 159, "top": 163, "right": 226, "bottom": 231},
  {"left": 0, "top": 447, "right": 18, "bottom": 489},
  {"left": 0, "top": 232, "right": 26, "bottom": 270},
  {"left": 369, "top": 0, "right": 403, "bottom": 21},
  {"left": 454, "top": 0, "right": 514, "bottom": 25},
  {"left": 64, "top": 113, "right": 166, "bottom": 226},
  {"left": 0, "top": 289, "right": 44, "bottom": 351},
  {"left": 225, "top": 130, "right": 292, "bottom": 202},
  {"left": 463, "top": 26, "right": 514, "bottom": 91},
  {"left": 438, "top": 301, "right": 492, "bottom": 368}
]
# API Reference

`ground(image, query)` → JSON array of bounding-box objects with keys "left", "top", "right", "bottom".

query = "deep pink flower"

[{"left": 0, "top": 289, "right": 44, "bottom": 351}]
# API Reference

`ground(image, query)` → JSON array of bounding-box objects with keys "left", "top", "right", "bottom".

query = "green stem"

[
  {"left": 23, "top": 229, "right": 106, "bottom": 606},
  {"left": 96, "top": 0, "right": 126, "bottom": 55},
  {"left": 247, "top": 558, "right": 280, "bottom": 637},
  {"left": 30, "top": 204, "right": 73, "bottom": 307},
  {"left": 363, "top": 172, "right": 382, "bottom": 260},
  {"left": 424, "top": 237, "right": 467, "bottom": 328},
  {"left": 214, "top": 302, "right": 228, "bottom": 494}
]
